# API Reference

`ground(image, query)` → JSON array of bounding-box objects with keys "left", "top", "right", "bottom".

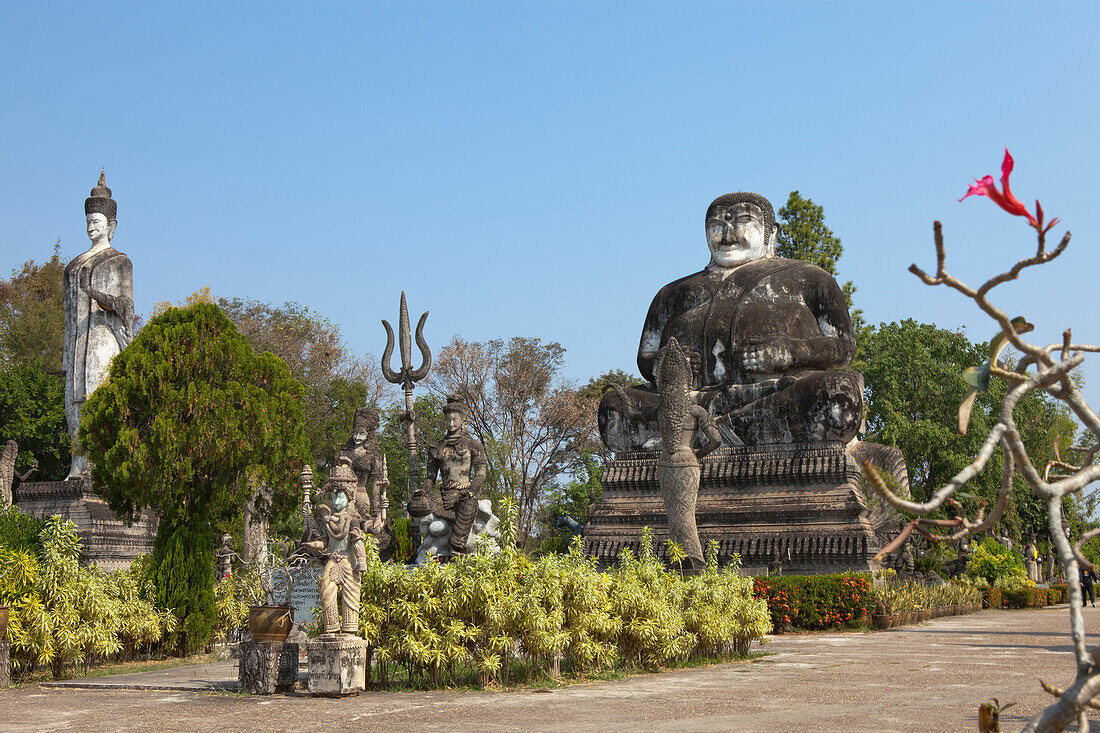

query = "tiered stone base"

[
  {"left": 585, "top": 442, "right": 895, "bottom": 574},
  {"left": 13, "top": 478, "right": 157, "bottom": 571},
  {"left": 307, "top": 635, "right": 366, "bottom": 696},
  {"left": 239, "top": 641, "right": 299, "bottom": 694}
]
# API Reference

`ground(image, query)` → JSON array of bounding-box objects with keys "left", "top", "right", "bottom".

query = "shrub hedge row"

[{"left": 983, "top": 584, "right": 1068, "bottom": 609}]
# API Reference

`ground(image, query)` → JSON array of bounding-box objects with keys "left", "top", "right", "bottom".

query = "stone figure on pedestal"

[
  {"left": 63, "top": 171, "right": 134, "bottom": 478},
  {"left": 612, "top": 338, "right": 722, "bottom": 571},
  {"left": 301, "top": 459, "right": 366, "bottom": 635},
  {"left": 599, "top": 192, "right": 862, "bottom": 451},
  {"left": 414, "top": 395, "right": 492, "bottom": 560}
]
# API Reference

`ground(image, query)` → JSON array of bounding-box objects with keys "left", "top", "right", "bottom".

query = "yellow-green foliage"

[
  {"left": 356, "top": 532, "right": 771, "bottom": 687},
  {"left": 213, "top": 570, "right": 256, "bottom": 640},
  {"left": 0, "top": 517, "right": 176, "bottom": 677},
  {"left": 874, "top": 579, "right": 984, "bottom": 614}
]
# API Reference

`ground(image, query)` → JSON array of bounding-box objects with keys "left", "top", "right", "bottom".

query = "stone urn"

[
  {"left": 248, "top": 605, "right": 293, "bottom": 643},
  {"left": 0, "top": 606, "right": 7, "bottom": 640}
]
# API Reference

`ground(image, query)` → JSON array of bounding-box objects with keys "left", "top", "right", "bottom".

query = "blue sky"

[{"left": 2, "top": 2, "right": 1098, "bottom": 412}]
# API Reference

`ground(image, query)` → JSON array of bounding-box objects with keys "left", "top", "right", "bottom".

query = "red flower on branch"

[{"left": 959, "top": 148, "right": 1059, "bottom": 232}]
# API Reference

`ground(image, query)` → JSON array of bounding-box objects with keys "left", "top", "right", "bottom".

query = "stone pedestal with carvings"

[
  {"left": 307, "top": 635, "right": 366, "bottom": 696},
  {"left": 585, "top": 442, "right": 906, "bottom": 574},
  {"left": 238, "top": 641, "right": 299, "bottom": 694}
]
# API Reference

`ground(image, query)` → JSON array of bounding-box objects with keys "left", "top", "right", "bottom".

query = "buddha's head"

[
  {"left": 84, "top": 170, "right": 117, "bottom": 246},
  {"left": 705, "top": 192, "right": 776, "bottom": 268}
]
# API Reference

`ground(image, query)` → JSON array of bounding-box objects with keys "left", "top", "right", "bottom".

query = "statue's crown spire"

[{"left": 84, "top": 169, "right": 117, "bottom": 220}]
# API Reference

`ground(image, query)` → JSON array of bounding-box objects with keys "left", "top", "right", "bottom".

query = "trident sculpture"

[{"left": 381, "top": 292, "right": 431, "bottom": 509}]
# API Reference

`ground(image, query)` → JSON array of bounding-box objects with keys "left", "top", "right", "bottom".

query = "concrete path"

[{"left": 2, "top": 604, "right": 1098, "bottom": 732}]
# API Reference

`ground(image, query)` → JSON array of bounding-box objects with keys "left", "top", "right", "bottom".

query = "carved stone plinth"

[
  {"left": 238, "top": 641, "right": 299, "bottom": 694},
  {"left": 585, "top": 442, "right": 900, "bottom": 574},
  {"left": 13, "top": 478, "right": 156, "bottom": 571},
  {"left": 0, "top": 641, "right": 9, "bottom": 688},
  {"left": 307, "top": 635, "right": 366, "bottom": 696}
]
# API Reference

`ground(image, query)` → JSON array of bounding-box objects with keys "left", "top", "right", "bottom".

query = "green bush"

[
  {"left": 1049, "top": 583, "right": 1069, "bottom": 603},
  {"left": 914, "top": 557, "right": 943, "bottom": 576},
  {"left": 966, "top": 538, "right": 1028, "bottom": 586},
  {"left": 355, "top": 534, "right": 770, "bottom": 687},
  {"left": 752, "top": 574, "right": 873, "bottom": 630},
  {"left": 0, "top": 506, "right": 44, "bottom": 553},
  {"left": 0, "top": 516, "right": 176, "bottom": 677},
  {"left": 1002, "top": 586, "right": 1048, "bottom": 608},
  {"left": 982, "top": 587, "right": 1004, "bottom": 608}
]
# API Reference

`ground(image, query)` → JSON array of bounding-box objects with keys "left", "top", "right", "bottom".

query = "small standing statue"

[
  {"left": 335, "top": 406, "right": 392, "bottom": 556},
  {"left": 613, "top": 338, "right": 722, "bottom": 571},
  {"left": 420, "top": 395, "right": 488, "bottom": 558},
  {"left": 1025, "top": 535, "right": 1039, "bottom": 582},
  {"left": 301, "top": 458, "right": 366, "bottom": 636},
  {"left": 216, "top": 534, "right": 235, "bottom": 579}
]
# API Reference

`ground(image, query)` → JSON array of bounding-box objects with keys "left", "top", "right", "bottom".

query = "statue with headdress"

[
  {"left": 63, "top": 171, "right": 135, "bottom": 478},
  {"left": 301, "top": 457, "right": 366, "bottom": 636},
  {"left": 417, "top": 395, "right": 493, "bottom": 560}
]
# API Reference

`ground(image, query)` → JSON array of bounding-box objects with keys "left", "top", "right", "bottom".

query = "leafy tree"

[
  {"left": 576, "top": 369, "right": 642, "bottom": 402},
  {"left": 861, "top": 319, "right": 1080, "bottom": 542},
  {"left": 79, "top": 303, "right": 308, "bottom": 650},
  {"left": 0, "top": 243, "right": 65, "bottom": 372},
  {"left": 216, "top": 297, "right": 391, "bottom": 470},
  {"left": 425, "top": 336, "right": 597, "bottom": 546},
  {"left": 0, "top": 363, "right": 68, "bottom": 480},
  {"left": 539, "top": 451, "right": 604, "bottom": 554},
  {"left": 776, "top": 191, "right": 866, "bottom": 342}
]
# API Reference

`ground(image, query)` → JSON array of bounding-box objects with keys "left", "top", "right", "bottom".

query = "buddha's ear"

[
  {"left": 107, "top": 220, "right": 117, "bottom": 242},
  {"left": 767, "top": 224, "right": 778, "bottom": 257}
]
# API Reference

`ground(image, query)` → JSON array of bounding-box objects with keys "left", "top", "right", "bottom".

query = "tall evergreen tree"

[{"left": 79, "top": 303, "right": 308, "bottom": 650}]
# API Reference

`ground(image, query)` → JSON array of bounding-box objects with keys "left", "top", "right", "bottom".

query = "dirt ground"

[{"left": 2, "top": 604, "right": 1097, "bottom": 732}]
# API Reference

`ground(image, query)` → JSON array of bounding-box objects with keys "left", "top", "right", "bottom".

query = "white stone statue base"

[
  {"left": 307, "top": 635, "right": 367, "bottom": 696},
  {"left": 414, "top": 498, "right": 501, "bottom": 564}
]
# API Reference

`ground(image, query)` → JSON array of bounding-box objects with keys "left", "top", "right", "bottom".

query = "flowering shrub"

[{"left": 753, "top": 573, "right": 873, "bottom": 630}]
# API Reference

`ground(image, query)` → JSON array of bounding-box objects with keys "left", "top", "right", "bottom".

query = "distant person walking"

[{"left": 1080, "top": 566, "right": 1096, "bottom": 607}]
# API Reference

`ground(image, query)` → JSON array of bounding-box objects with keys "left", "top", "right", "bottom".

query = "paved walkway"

[{"left": 2, "top": 604, "right": 1098, "bottom": 732}]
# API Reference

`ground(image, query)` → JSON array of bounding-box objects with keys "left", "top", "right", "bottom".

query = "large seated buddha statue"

[{"left": 599, "top": 192, "right": 864, "bottom": 453}]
